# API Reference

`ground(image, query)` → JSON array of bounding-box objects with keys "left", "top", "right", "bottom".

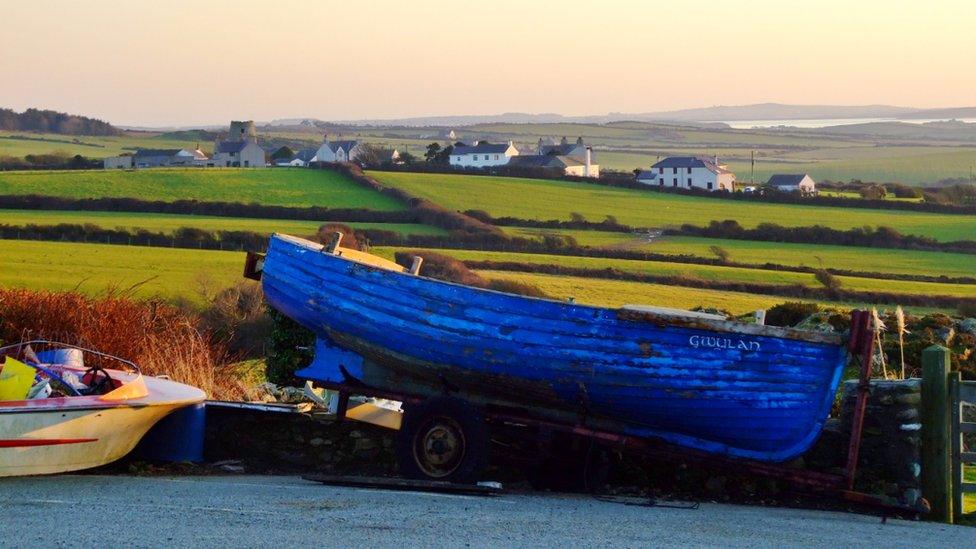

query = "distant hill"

[
  {"left": 897, "top": 107, "right": 976, "bottom": 120},
  {"left": 305, "top": 104, "right": 935, "bottom": 127},
  {"left": 0, "top": 108, "right": 121, "bottom": 136},
  {"left": 805, "top": 120, "right": 976, "bottom": 141},
  {"left": 630, "top": 103, "right": 921, "bottom": 122},
  {"left": 156, "top": 129, "right": 219, "bottom": 141}
]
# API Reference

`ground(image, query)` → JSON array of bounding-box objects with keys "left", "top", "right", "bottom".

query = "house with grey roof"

[
  {"left": 312, "top": 136, "right": 365, "bottom": 163},
  {"left": 105, "top": 147, "right": 208, "bottom": 169},
  {"left": 637, "top": 156, "right": 735, "bottom": 191},
  {"left": 514, "top": 136, "right": 599, "bottom": 177},
  {"left": 449, "top": 141, "right": 519, "bottom": 168},
  {"left": 766, "top": 174, "right": 816, "bottom": 195},
  {"left": 211, "top": 120, "right": 266, "bottom": 167},
  {"left": 536, "top": 136, "right": 589, "bottom": 158}
]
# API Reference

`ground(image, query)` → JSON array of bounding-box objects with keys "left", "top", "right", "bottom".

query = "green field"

[
  {"left": 0, "top": 239, "right": 243, "bottom": 305},
  {"left": 0, "top": 209, "right": 446, "bottom": 237},
  {"left": 371, "top": 172, "right": 976, "bottom": 241},
  {"left": 502, "top": 228, "right": 976, "bottom": 279},
  {"left": 596, "top": 146, "right": 976, "bottom": 185},
  {"left": 0, "top": 168, "right": 406, "bottom": 209},
  {"left": 375, "top": 247, "right": 975, "bottom": 300},
  {"left": 0, "top": 131, "right": 203, "bottom": 158},
  {"left": 967, "top": 466, "right": 975, "bottom": 519}
]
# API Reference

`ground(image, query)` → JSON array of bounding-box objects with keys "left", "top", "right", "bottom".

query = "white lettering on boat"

[{"left": 689, "top": 335, "right": 761, "bottom": 352}]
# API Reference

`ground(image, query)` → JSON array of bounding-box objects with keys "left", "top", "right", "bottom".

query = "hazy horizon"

[{"left": 2, "top": 0, "right": 974, "bottom": 127}]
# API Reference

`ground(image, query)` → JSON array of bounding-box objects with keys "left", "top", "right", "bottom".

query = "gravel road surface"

[{"left": 0, "top": 475, "right": 968, "bottom": 547}]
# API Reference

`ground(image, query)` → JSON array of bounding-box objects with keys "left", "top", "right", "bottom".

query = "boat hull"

[
  {"left": 0, "top": 369, "right": 206, "bottom": 477},
  {"left": 0, "top": 404, "right": 182, "bottom": 477},
  {"left": 263, "top": 235, "right": 849, "bottom": 463}
]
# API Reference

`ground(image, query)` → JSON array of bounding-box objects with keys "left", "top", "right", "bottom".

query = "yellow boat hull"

[{"left": 0, "top": 370, "right": 206, "bottom": 477}]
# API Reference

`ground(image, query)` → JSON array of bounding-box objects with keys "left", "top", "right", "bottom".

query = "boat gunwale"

[
  {"left": 271, "top": 234, "right": 845, "bottom": 346},
  {"left": 0, "top": 366, "right": 205, "bottom": 413}
]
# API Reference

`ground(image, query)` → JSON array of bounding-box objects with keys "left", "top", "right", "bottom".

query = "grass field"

[
  {"left": 596, "top": 146, "right": 976, "bottom": 184},
  {"left": 0, "top": 168, "right": 406, "bottom": 209},
  {"left": 501, "top": 228, "right": 976, "bottom": 279},
  {"left": 0, "top": 239, "right": 243, "bottom": 305},
  {"left": 966, "top": 466, "right": 975, "bottom": 519},
  {"left": 375, "top": 247, "right": 975, "bottom": 301},
  {"left": 371, "top": 172, "right": 976, "bottom": 241},
  {"left": 0, "top": 131, "right": 202, "bottom": 158},
  {"left": 0, "top": 209, "right": 446, "bottom": 237},
  {"left": 479, "top": 270, "right": 834, "bottom": 314}
]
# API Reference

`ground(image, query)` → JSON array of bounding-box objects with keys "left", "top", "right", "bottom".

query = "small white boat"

[{"left": 0, "top": 341, "right": 206, "bottom": 477}]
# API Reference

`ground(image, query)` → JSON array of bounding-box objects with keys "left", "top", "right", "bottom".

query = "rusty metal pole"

[{"left": 844, "top": 310, "right": 874, "bottom": 491}]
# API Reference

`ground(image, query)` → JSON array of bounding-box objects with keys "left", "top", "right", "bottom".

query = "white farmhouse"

[
  {"left": 313, "top": 136, "right": 364, "bottom": 163},
  {"left": 636, "top": 156, "right": 735, "bottom": 192},
  {"left": 449, "top": 141, "right": 518, "bottom": 168},
  {"left": 767, "top": 174, "right": 817, "bottom": 195}
]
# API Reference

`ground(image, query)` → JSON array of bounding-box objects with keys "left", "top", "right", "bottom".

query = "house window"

[
  {"left": 658, "top": 167, "right": 663, "bottom": 174},
  {"left": 673, "top": 178, "right": 678, "bottom": 187},
  {"left": 687, "top": 178, "right": 692, "bottom": 186},
  {"left": 659, "top": 180, "right": 664, "bottom": 186},
  {"left": 494, "top": 155, "right": 499, "bottom": 160},
  {"left": 688, "top": 167, "right": 692, "bottom": 174},
  {"left": 707, "top": 182, "right": 714, "bottom": 190},
  {"left": 672, "top": 167, "right": 677, "bottom": 174}
]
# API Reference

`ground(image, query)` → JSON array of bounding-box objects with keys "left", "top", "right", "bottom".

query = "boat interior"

[{"left": 0, "top": 341, "right": 146, "bottom": 402}]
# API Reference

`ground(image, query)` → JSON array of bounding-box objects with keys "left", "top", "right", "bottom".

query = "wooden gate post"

[{"left": 921, "top": 345, "right": 952, "bottom": 523}]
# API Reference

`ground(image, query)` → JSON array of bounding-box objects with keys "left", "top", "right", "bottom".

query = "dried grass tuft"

[{"left": 0, "top": 287, "right": 246, "bottom": 399}]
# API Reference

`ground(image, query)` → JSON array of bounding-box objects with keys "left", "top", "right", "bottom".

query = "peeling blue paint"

[{"left": 263, "top": 235, "right": 849, "bottom": 463}]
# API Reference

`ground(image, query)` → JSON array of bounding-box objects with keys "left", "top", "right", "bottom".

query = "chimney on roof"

[
  {"left": 585, "top": 146, "right": 592, "bottom": 178},
  {"left": 714, "top": 155, "right": 719, "bottom": 166},
  {"left": 560, "top": 136, "right": 568, "bottom": 146},
  {"left": 577, "top": 136, "right": 584, "bottom": 145}
]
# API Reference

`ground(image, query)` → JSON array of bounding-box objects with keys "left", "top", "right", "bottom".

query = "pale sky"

[{"left": 1, "top": 0, "right": 974, "bottom": 126}]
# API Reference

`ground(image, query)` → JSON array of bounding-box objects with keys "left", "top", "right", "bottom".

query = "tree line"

[
  {"left": 0, "top": 108, "right": 121, "bottom": 136},
  {"left": 0, "top": 194, "right": 420, "bottom": 223}
]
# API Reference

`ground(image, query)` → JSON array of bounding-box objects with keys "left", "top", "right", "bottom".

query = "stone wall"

[
  {"left": 837, "top": 379, "right": 922, "bottom": 506},
  {"left": 205, "top": 406, "right": 396, "bottom": 475}
]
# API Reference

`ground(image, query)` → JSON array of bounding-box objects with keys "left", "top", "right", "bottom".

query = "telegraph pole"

[{"left": 751, "top": 150, "right": 755, "bottom": 186}]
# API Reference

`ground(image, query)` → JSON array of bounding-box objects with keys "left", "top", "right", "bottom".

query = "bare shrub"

[
  {"left": 0, "top": 288, "right": 246, "bottom": 399},
  {"left": 394, "top": 251, "right": 486, "bottom": 287},
  {"left": 198, "top": 281, "right": 270, "bottom": 358},
  {"left": 316, "top": 222, "right": 361, "bottom": 250},
  {"left": 486, "top": 279, "right": 550, "bottom": 298}
]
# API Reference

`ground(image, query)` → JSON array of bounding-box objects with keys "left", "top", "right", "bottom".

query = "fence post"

[{"left": 921, "top": 344, "right": 953, "bottom": 523}]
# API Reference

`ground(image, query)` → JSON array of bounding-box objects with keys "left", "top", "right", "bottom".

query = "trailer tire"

[{"left": 395, "top": 397, "right": 488, "bottom": 484}]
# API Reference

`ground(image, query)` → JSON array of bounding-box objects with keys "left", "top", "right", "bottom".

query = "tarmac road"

[{"left": 0, "top": 475, "right": 969, "bottom": 548}]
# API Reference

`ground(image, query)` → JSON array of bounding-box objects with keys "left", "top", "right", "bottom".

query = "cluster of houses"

[
  {"left": 102, "top": 120, "right": 815, "bottom": 194},
  {"left": 103, "top": 120, "right": 396, "bottom": 170},
  {"left": 635, "top": 156, "right": 816, "bottom": 195},
  {"left": 448, "top": 136, "right": 599, "bottom": 178}
]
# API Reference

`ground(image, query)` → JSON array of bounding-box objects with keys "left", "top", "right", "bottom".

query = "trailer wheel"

[{"left": 395, "top": 397, "right": 488, "bottom": 483}]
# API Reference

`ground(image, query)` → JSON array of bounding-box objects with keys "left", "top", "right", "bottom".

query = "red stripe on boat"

[{"left": 0, "top": 438, "right": 97, "bottom": 448}]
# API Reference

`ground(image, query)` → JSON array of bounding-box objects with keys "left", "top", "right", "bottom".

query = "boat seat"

[{"left": 620, "top": 305, "right": 727, "bottom": 321}]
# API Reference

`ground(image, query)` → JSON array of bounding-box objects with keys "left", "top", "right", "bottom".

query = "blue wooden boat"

[{"left": 259, "top": 234, "right": 848, "bottom": 467}]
